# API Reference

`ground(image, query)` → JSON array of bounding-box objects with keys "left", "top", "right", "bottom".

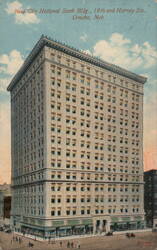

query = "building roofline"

[
  {"left": 144, "top": 169, "right": 157, "bottom": 173},
  {"left": 7, "top": 34, "right": 147, "bottom": 91}
]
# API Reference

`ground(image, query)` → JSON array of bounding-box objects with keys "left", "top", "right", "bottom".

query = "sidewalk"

[
  {"left": 14, "top": 231, "right": 96, "bottom": 242},
  {"left": 14, "top": 228, "right": 152, "bottom": 242},
  {"left": 0, "top": 230, "right": 156, "bottom": 250}
]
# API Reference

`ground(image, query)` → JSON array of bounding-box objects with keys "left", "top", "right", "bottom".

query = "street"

[{"left": 0, "top": 231, "right": 157, "bottom": 250}]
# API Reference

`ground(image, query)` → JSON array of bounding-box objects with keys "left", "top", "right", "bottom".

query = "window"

[
  {"left": 57, "top": 67, "right": 61, "bottom": 75},
  {"left": 66, "top": 82, "right": 70, "bottom": 89},
  {"left": 81, "top": 210, "right": 85, "bottom": 215},
  {"left": 72, "top": 84, "right": 76, "bottom": 91},
  {"left": 57, "top": 55, "right": 61, "bottom": 63},
  {"left": 66, "top": 70, "right": 70, "bottom": 78},
  {"left": 66, "top": 210, "right": 70, "bottom": 215},
  {"left": 72, "top": 73, "right": 76, "bottom": 80},
  {"left": 51, "top": 210, "right": 55, "bottom": 216}
]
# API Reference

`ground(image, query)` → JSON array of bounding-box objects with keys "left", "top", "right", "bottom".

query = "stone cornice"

[
  {"left": 11, "top": 180, "right": 144, "bottom": 188},
  {"left": 7, "top": 35, "right": 147, "bottom": 91}
]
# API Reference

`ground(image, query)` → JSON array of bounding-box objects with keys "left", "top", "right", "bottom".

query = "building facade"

[
  {"left": 7, "top": 35, "right": 146, "bottom": 237},
  {"left": 144, "top": 170, "right": 157, "bottom": 229}
]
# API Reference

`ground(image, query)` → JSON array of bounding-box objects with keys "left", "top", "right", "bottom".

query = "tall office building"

[{"left": 7, "top": 35, "right": 146, "bottom": 237}]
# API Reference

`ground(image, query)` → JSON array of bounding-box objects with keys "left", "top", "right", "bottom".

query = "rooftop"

[{"left": 7, "top": 35, "right": 147, "bottom": 91}]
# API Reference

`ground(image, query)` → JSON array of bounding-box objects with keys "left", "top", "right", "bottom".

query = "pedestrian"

[
  {"left": 60, "top": 241, "right": 62, "bottom": 247},
  {"left": 67, "top": 241, "right": 70, "bottom": 248},
  {"left": 71, "top": 242, "right": 74, "bottom": 248}
]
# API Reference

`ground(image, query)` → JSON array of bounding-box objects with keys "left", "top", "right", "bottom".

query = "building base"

[{"left": 11, "top": 215, "right": 145, "bottom": 238}]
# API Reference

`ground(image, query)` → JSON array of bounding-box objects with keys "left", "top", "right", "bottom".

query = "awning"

[
  {"left": 59, "top": 227, "right": 72, "bottom": 230},
  {"left": 21, "top": 223, "right": 56, "bottom": 231},
  {"left": 121, "top": 217, "right": 130, "bottom": 221},
  {"left": 111, "top": 217, "right": 119, "bottom": 222},
  {"left": 111, "top": 222, "right": 128, "bottom": 225},
  {"left": 74, "top": 225, "right": 85, "bottom": 229},
  {"left": 21, "top": 223, "right": 45, "bottom": 230}
]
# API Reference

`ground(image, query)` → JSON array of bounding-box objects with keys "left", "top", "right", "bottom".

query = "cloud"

[
  {"left": 143, "top": 75, "right": 157, "bottom": 93},
  {"left": 148, "top": 78, "right": 157, "bottom": 88},
  {"left": 0, "top": 102, "right": 11, "bottom": 184},
  {"left": 5, "top": 1, "right": 40, "bottom": 24},
  {"left": 88, "top": 33, "right": 157, "bottom": 70},
  {"left": 0, "top": 50, "right": 24, "bottom": 75},
  {"left": 84, "top": 50, "right": 92, "bottom": 55},
  {"left": 80, "top": 33, "right": 88, "bottom": 42},
  {"left": 0, "top": 78, "right": 12, "bottom": 94},
  {"left": 5, "top": 0, "right": 21, "bottom": 14},
  {"left": 109, "top": 33, "right": 131, "bottom": 46}
]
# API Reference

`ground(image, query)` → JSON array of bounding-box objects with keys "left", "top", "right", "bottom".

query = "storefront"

[
  {"left": 21, "top": 223, "right": 93, "bottom": 238},
  {"left": 50, "top": 224, "right": 93, "bottom": 237},
  {"left": 110, "top": 220, "right": 145, "bottom": 231},
  {"left": 21, "top": 224, "right": 45, "bottom": 237}
]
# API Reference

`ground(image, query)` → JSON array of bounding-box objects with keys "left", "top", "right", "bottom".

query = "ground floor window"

[
  {"left": 111, "top": 221, "right": 145, "bottom": 231},
  {"left": 20, "top": 225, "right": 93, "bottom": 238}
]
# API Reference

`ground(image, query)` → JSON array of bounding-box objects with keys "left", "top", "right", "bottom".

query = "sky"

[{"left": 0, "top": 0, "right": 157, "bottom": 184}]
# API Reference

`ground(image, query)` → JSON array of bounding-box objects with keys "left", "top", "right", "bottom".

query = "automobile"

[
  {"left": 105, "top": 231, "right": 113, "bottom": 236},
  {"left": 4, "top": 229, "right": 11, "bottom": 233}
]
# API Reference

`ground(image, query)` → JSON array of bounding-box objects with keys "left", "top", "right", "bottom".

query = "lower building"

[
  {"left": 144, "top": 170, "right": 157, "bottom": 229},
  {"left": 0, "top": 184, "right": 11, "bottom": 225}
]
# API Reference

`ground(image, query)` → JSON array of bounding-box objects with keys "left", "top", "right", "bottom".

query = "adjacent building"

[
  {"left": 0, "top": 184, "right": 11, "bottom": 225},
  {"left": 7, "top": 35, "right": 146, "bottom": 237},
  {"left": 144, "top": 169, "right": 157, "bottom": 229}
]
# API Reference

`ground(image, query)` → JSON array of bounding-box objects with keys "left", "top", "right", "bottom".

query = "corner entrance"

[{"left": 95, "top": 219, "right": 109, "bottom": 233}]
